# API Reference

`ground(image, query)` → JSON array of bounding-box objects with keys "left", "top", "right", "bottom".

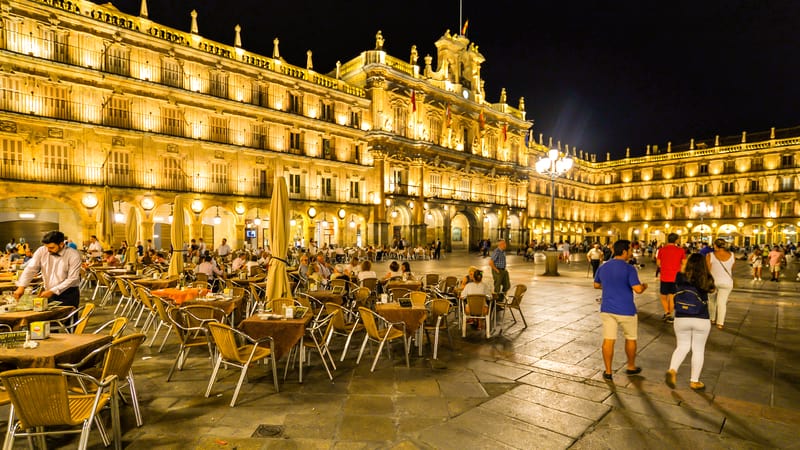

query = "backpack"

[{"left": 674, "top": 288, "right": 706, "bottom": 316}]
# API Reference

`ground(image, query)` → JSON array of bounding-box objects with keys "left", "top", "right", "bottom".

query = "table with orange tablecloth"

[
  {"left": 0, "top": 333, "right": 112, "bottom": 368},
  {"left": 0, "top": 306, "right": 74, "bottom": 330},
  {"left": 376, "top": 303, "right": 428, "bottom": 335},
  {"left": 238, "top": 312, "right": 312, "bottom": 382},
  {"left": 153, "top": 288, "right": 244, "bottom": 318},
  {"left": 151, "top": 287, "right": 207, "bottom": 304}
]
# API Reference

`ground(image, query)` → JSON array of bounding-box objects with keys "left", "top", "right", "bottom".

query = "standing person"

[
  {"left": 434, "top": 238, "right": 442, "bottom": 260},
  {"left": 666, "top": 253, "right": 716, "bottom": 390},
  {"left": 489, "top": 239, "right": 510, "bottom": 295},
  {"left": 656, "top": 233, "right": 686, "bottom": 323},
  {"left": 748, "top": 247, "right": 763, "bottom": 281},
  {"left": 5, "top": 238, "right": 15, "bottom": 254},
  {"left": 217, "top": 238, "right": 232, "bottom": 260},
  {"left": 562, "top": 241, "right": 571, "bottom": 264},
  {"left": 13, "top": 231, "right": 82, "bottom": 309},
  {"left": 587, "top": 243, "right": 604, "bottom": 277},
  {"left": 136, "top": 240, "right": 144, "bottom": 258},
  {"left": 707, "top": 238, "right": 734, "bottom": 329},
  {"left": 87, "top": 235, "right": 103, "bottom": 260},
  {"left": 767, "top": 245, "right": 785, "bottom": 282},
  {"left": 593, "top": 240, "right": 648, "bottom": 381}
]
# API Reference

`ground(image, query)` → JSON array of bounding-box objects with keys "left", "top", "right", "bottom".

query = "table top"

[
  {"left": 385, "top": 281, "right": 423, "bottom": 291},
  {"left": 238, "top": 312, "right": 312, "bottom": 360},
  {"left": 376, "top": 303, "right": 428, "bottom": 334},
  {"left": 0, "top": 306, "right": 75, "bottom": 330},
  {"left": 133, "top": 277, "right": 179, "bottom": 289},
  {"left": 0, "top": 333, "right": 113, "bottom": 368}
]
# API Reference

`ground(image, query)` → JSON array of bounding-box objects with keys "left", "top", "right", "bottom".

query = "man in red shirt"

[{"left": 656, "top": 233, "right": 686, "bottom": 323}]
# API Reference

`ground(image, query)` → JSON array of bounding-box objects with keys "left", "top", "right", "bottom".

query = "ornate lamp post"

[
  {"left": 535, "top": 148, "right": 573, "bottom": 276},
  {"left": 692, "top": 201, "right": 713, "bottom": 243}
]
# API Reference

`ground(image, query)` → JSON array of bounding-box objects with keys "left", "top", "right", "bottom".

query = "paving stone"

[
  {"left": 344, "top": 395, "right": 395, "bottom": 415},
  {"left": 517, "top": 371, "right": 611, "bottom": 402},
  {"left": 416, "top": 422, "right": 517, "bottom": 450},
  {"left": 283, "top": 413, "right": 339, "bottom": 440},
  {"left": 338, "top": 415, "right": 396, "bottom": 441},
  {"left": 481, "top": 394, "right": 595, "bottom": 438},
  {"left": 532, "top": 358, "right": 597, "bottom": 378},
  {"left": 602, "top": 391, "right": 725, "bottom": 433},
  {"left": 394, "top": 396, "right": 450, "bottom": 418},
  {"left": 506, "top": 384, "right": 610, "bottom": 421},
  {"left": 450, "top": 407, "right": 574, "bottom": 449},
  {"left": 437, "top": 380, "right": 489, "bottom": 398}
]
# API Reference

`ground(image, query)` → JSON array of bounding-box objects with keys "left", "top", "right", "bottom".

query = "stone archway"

[{"left": 451, "top": 208, "right": 479, "bottom": 252}]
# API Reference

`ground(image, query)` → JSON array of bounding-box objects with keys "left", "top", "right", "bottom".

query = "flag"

[
  {"left": 411, "top": 90, "right": 416, "bottom": 112},
  {"left": 478, "top": 110, "right": 485, "bottom": 130},
  {"left": 461, "top": 19, "right": 469, "bottom": 35},
  {"left": 445, "top": 103, "right": 451, "bottom": 127},
  {"left": 524, "top": 130, "right": 531, "bottom": 148},
  {"left": 502, "top": 124, "right": 508, "bottom": 143}
]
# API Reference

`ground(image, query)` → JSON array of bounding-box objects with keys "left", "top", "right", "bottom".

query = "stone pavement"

[{"left": 24, "top": 250, "right": 800, "bottom": 449}]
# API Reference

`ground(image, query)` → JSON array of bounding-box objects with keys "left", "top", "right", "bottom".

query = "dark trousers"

[
  {"left": 52, "top": 286, "right": 80, "bottom": 309},
  {"left": 591, "top": 260, "right": 601, "bottom": 276}
]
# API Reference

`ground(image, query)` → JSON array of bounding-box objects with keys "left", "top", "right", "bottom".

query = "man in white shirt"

[
  {"left": 587, "top": 243, "right": 604, "bottom": 277},
  {"left": 87, "top": 235, "right": 103, "bottom": 260},
  {"left": 216, "top": 238, "right": 232, "bottom": 260},
  {"left": 231, "top": 253, "right": 247, "bottom": 272},
  {"left": 14, "top": 231, "right": 82, "bottom": 309}
]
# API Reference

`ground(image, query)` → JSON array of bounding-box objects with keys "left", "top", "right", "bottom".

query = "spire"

[
  {"left": 234, "top": 24, "right": 242, "bottom": 48},
  {"left": 272, "top": 38, "right": 280, "bottom": 59},
  {"left": 139, "top": 0, "right": 148, "bottom": 18},
  {"left": 306, "top": 50, "right": 313, "bottom": 71},
  {"left": 190, "top": 10, "right": 198, "bottom": 34}
]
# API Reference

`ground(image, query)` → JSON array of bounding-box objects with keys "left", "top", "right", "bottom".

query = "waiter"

[{"left": 13, "top": 230, "right": 82, "bottom": 309}]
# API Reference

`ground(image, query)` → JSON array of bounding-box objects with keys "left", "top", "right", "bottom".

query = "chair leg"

[
  {"left": 167, "top": 346, "right": 186, "bottom": 381},
  {"left": 403, "top": 337, "right": 410, "bottom": 368},
  {"left": 371, "top": 339, "right": 387, "bottom": 372},
  {"left": 126, "top": 372, "right": 143, "bottom": 427},
  {"left": 158, "top": 325, "right": 173, "bottom": 353},
  {"left": 517, "top": 307, "right": 528, "bottom": 328},
  {"left": 485, "top": 315, "right": 491, "bottom": 338},
  {"left": 356, "top": 336, "right": 370, "bottom": 364},
  {"left": 205, "top": 355, "right": 223, "bottom": 398},
  {"left": 433, "top": 317, "right": 442, "bottom": 359},
  {"left": 230, "top": 365, "right": 250, "bottom": 407},
  {"left": 269, "top": 355, "right": 280, "bottom": 393}
]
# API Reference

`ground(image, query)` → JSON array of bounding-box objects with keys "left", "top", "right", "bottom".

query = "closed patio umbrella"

[
  {"left": 265, "top": 176, "right": 292, "bottom": 301},
  {"left": 167, "top": 195, "right": 186, "bottom": 277},
  {"left": 100, "top": 185, "right": 115, "bottom": 250},
  {"left": 125, "top": 207, "right": 138, "bottom": 265}
]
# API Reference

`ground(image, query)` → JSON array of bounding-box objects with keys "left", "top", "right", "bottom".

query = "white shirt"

[
  {"left": 88, "top": 240, "right": 103, "bottom": 257},
  {"left": 217, "top": 243, "right": 231, "bottom": 257},
  {"left": 17, "top": 246, "right": 82, "bottom": 295},
  {"left": 461, "top": 280, "right": 491, "bottom": 299}
]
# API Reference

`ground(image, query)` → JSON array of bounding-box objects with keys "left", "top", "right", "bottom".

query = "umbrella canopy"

[
  {"left": 124, "top": 207, "right": 138, "bottom": 265},
  {"left": 167, "top": 195, "right": 186, "bottom": 277},
  {"left": 265, "top": 176, "right": 292, "bottom": 301},
  {"left": 100, "top": 186, "right": 115, "bottom": 250}
]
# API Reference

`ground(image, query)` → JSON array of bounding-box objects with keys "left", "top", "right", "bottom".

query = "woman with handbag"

[
  {"left": 707, "top": 238, "right": 735, "bottom": 329},
  {"left": 666, "top": 253, "right": 716, "bottom": 390}
]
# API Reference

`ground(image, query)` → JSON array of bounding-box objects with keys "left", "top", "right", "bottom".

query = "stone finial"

[
  {"left": 424, "top": 55, "right": 432, "bottom": 76},
  {"left": 410, "top": 45, "right": 418, "bottom": 65},
  {"left": 445, "top": 29, "right": 452, "bottom": 38},
  {"left": 499, "top": 88, "right": 507, "bottom": 103},
  {"left": 646, "top": 145, "right": 650, "bottom": 155},
  {"left": 770, "top": 127, "right": 775, "bottom": 139},
  {"left": 690, "top": 138, "right": 695, "bottom": 150},
  {"left": 548, "top": 136, "right": 553, "bottom": 148},
  {"left": 140, "top": 0, "right": 148, "bottom": 17},
  {"left": 306, "top": 50, "right": 313, "bottom": 71},
  {"left": 335, "top": 61, "right": 341, "bottom": 79},
  {"left": 715, "top": 135, "right": 719, "bottom": 146},
  {"left": 606, "top": 152, "right": 611, "bottom": 161},
  {"left": 234, "top": 25, "right": 242, "bottom": 48},
  {"left": 667, "top": 141, "right": 672, "bottom": 152},
  {"left": 626, "top": 147, "right": 630, "bottom": 158},
  {"left": 190, "top": 10, "right": 198, "bottom": 34},
  {"left": 375, "top": 30, "right": 384, "bottom": 50},
  {"left": 741, "top": 131, "right": 746, "bottom": 143},
  {"left": 518, "top": 96, "right": 525, "bottom": 111},
  {"left": 272, "top": 38, "right": 280, "bottom": 59}
]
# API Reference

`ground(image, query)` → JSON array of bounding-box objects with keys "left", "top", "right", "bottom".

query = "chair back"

[
  {"left": 428, "top": 298, "right": 451, "bottom": 318},
  {"left": 409, "top": 291, "right": 427, "bottom": 307},
  {"left": 465, "top": 295, "right": 488, "bottom": 317},
  {"left": 136, "top": 286, "right": 154, "bottom": 311},
  {"left": 232, "top": 286, "right": 245, "bottom": 299},
  {"left": 267, "top": 297, "right": 297, "bottom": 313},
  {"left": 195, "top": 273, "right": 209, "bottom": 283},
  {"left": 207, "top": 322, "right": 248, "bottom": 364},
  {"left": 443, "top": 276, "right": 459, "bottom": 294},
  {"left": 249, "top": 284, "right": 264, "bottom": 304},
  {"left": 509, "top": 284, "right": 527, "bottom": 307},
  {"left": 116, "top": 278, "right": 132, "bottom": 297},
  {"left": 424, "top": 273, "right": 440, "bottom": 288},
  {"left": 352, "top": 287, "right": 371, "bottom": 307},
  {"left": 389, "top": 288, "right": 410, "bottom": 302},
  {"left": 103, "top": 317, "right": 128, "bottom": 337},
  {"left": 181, "top": 305, "right": 226, "bottom": 327},
  {"left": 74, "top": 302, "right": 96, "bottom": 334},
  {"left": 295, "top": 294, "right": 313, "bottom": 311},
  {"left": 101, "top": 333, "right": 146, "bottom": 381},
  {"left": 329, "top": 278, "right": 347, "bottom": 290},
  {"left": 0, "top": 369, "right": 72, "bottom": 428},
  {"left": 358, "top": 307, "right": 381, "bottom": 340},
  {"left": 360, "top": 277, "right": 378, "bottom": 293},
  {"left": 324, "top": 303, "right": 346, "bottom": 332}
]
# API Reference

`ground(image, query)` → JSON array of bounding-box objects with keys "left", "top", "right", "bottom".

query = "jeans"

[{"left": 669, "top": 317, "right": 711, "bottom": 382}]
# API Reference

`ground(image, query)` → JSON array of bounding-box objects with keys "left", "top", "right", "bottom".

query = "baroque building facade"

[{"left": 0, "top": 0, "right": 797, "bottom": 252}]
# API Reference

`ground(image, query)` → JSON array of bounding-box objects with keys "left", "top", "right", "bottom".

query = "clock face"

[{"left": 462, "top": 89, "right": 469, "bottom": 99}]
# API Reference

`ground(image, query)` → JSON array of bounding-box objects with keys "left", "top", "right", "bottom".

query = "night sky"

[{"left": 109, "top": 0, "right": 800, "bottom": 159}]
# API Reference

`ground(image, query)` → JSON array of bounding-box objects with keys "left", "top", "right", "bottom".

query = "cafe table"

[
  {"left": 238, "top": 311, "right": 313, "bottom": 382},
  {"left": 0, "top": 333, "right": 112, "bottom": 368},
  {"left": 133, "top": 276, "right": 179, "bottom": 290},
  {"left": 385, "top": 280, "right": 423, "bottom": 292},
  {"left": 376, "top": 302, "right": 428, "bottom": 355},
  {"left": 301, "top": 290, "right": 345, "bottom": 307},
  {"left": 0, "top": 306, "right": 74, "bottom": 330},
  {"left": 152, "top": 288, "right": 243, "bottom": 320}
]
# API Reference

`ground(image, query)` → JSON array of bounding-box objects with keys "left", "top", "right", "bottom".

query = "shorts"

[
  {"left": 660, "top": 281, "right": 677, "bottom": 295},
  {"left": 600, "top": 313, "right": 638, "bottom": 340}
]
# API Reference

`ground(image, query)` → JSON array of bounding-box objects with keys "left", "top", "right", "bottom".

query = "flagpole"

[{"left": 459, "top": 0, "right": 462, "bottom": 35}]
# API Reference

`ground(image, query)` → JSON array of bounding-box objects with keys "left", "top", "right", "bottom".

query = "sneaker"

[
  {"left": 662, "top": 313, "right": 669, "bottom": 321},
  {"left": 602, "top": 372, "right": 613, "bottom": 381},
  {"left": 689, "top": 381, "right": 705, "bottom": 390},
  {"left": 665, "top": 369, "right": 677, "bottom": 389},
  {"left": 666, "top": 316, "right": 674, "bottom": 324}
]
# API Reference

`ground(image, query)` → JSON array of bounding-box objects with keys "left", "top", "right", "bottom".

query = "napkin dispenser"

[
  {"left": 32, "top": 297, "right": 48, "bottom": 312},
  {"left": 29, "top": 321, "right": 50, "bottom": 340}
]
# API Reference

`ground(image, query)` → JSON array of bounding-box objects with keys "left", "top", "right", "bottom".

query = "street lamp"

[
  {"left": 535, "top": 148, "right": 573, "bottom": 247},
  {"left": 692, "top": 201, "right": 713, "bottom": 243}
]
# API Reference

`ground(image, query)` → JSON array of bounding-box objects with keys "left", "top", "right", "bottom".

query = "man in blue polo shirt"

[
  {"left": 594, "top": 239, "right": 648, "bottom": 381},
  {"left": 489, "top": 239, "right": 510, "bottom": 295}
]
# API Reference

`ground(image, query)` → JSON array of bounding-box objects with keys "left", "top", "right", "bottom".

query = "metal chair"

[
  {"left": 165, "top": 306, "right": 220, "bottom": 381},
  {"left": 356, "top": 307, "right": 409, "bottom": 372},
  {"left": 323, "top": 302, "right": 364, "bottom": 361},
  {"left": 500, "top": 284, "right": 528, "bottom": 328},
  {"left": 92, "top": 317, "right": 128, "bottom": 338},
  {"left": 50, "top": 303, "right": 96, "bottom": 334},
  {"left": 424, "top": 299, "right": 453, "bottom": 359},
  {"left": 462, "top": 294, "right": 492, "bottom": 338},
  {"left": 285, "top": 312, "right": 337, "bottom": 381}
]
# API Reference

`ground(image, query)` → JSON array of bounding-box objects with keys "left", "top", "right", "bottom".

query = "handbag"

[{"left": 674, "top": 288, "right": 707, "bottom": 316}]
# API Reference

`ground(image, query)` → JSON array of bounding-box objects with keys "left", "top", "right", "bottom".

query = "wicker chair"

[
  {"left": 500, "top": 284, "right": 528, "bottom": 328},
  {"left": 324, "top": 302, "right": 364, "bottom": 361},
  {"left": 50, "top": 303, "right": 95, "bottom": 334},
  {"left": 356, "top": 307, "right": 408, "bottom": 372}
]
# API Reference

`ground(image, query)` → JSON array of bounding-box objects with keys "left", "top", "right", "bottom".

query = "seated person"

[
  {"left": 382, "top": 260, "right": 402, "bottom": 284},
  {"left": 195, "top": 255, "right": 224, "bottom": 286},
  {"left": 141, "top": 249, "right": 155, "bottom": 265},
  {"left": 231, "top": 252, "right": 248, "bottom": 272},
  {"left": 459, "top": 266, "right": 479, "bottom": 293},
  {"left": 308, "top": 254, "right": 332, "bottom": 287},
  {"left": 357, "top": 260, "right": 377, "bottom": 282},
  {"left": 102, "top": 250, "right": 120, "bottom": 266},
  {"left": 244, "top": 255, "right": 261, "bottom": 276},
  {"left": 297, "top": 254, "right": 310, "bottom": 278},
  {"left": 331, "top": 264, "right": 350, "bottom": 282},
  {"left": 461, "top": 270, "right": 491, "bottom": 328},
  {"left": 400, "top": 261, "right": 415, "bottom": 281}
]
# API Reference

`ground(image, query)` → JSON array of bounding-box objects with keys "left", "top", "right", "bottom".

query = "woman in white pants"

[
  {"left": 666, "top": 253, "right": 716, "bottom": 390},
  {"left": 707, "top": 238, "right": 735, "bottom": 329}
]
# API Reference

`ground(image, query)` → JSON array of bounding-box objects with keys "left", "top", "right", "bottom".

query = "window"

[
  {"left": 429, "top": 117, "right": 442, "bottom": 145},
  {"left": 780, "top": 201, "right": 794, "bottom": 216},
  {"left": 289, "top": 132, "right": 302, "bottom": 153},
  {"left": 752, "top": 157, "right": 763, "bottom": 170},
  {"left": 393, "top": 106, "right": 408, "bottom": 137},
  {"left": 106, "top": 150, "right": 130, "bottom": 185},
  {"left": 209, "top": 116, "right": 229, "bottom": 143},
  {"left": 391, "top": 169, "right": 404, "bottom": 194},
  {"left": 251, "top": 124, "right": 268, "bottom": 149},
  {"left": 161, "top": 107, "right": 183, "bottom": 136},
  {"left": 632, "top": 171, "right": 641, "bottom": 182},
  {"left": 105, "top": 45, "right": 130, "bottom": 76},
  {"left": 724, "top": 160, "right": 735, "bottom": 173},
  {"left": 42, "top": 84, "right": 70, "bottom": 120},
  {"left": 674, "top": 166, "right": 685, "bottom": 178},
  {"left": 349, "top": 181, "right": 360, "bottom": 200},
  {"left": 780, "top": 176, "right": 795, "bottom": 192},
  {"left": 781, "top": 154, "right": 794, "bottom": 168},
  {"left": 673, "top": 185, "right": 684, "bottom": 197},
  {"left": 161, "top": 59, "right": 182, "bottom": 88},
  {"left": 1, "top": 139, "right": 23, "bottom": 177},
  {"left": 320, "top": 102, "right": 334, "bottom": 122},
  {"left": 162, "top": 157, "right": 185, "bottom": 190},
  {"left": 288, "top": 173, "right": 301, "bottom": 195},
  {"left": 42, "top": 29, "right": 69, "bottom": 63},
  {"left": 722, "top": 181, "right": 735, "bottom": 194},
  {"left": 350, "top": 110, "right": 360, "bottom": 129},
  {"left": 750, "top": 179, "right": 761, "bottom": 192},
  {"left": 696, "top": 183, "right": 709, "bottom": 194},
  {"left": 486, "top": 183, "right": 496, "bottom": 203},
  {"left": 673, "top": 206, "right": 686, "bottom": 219},
  {"left": 322, "top": 138, "right": 333, "bottom": 160},
  {"left": 252, "top": 82, "right": 268, "bottom": 107},
  {"left": 104, "top": 97, "right": 130, "bottom": 128},
  {"left": 486, "top": 134, "right": 497, "bottom": 158},
  {"left": 43, "top": 143, "right": 70, "bottom": 181},
  {"left": 209, "top": 71, "right": 228, "bottom": 98},
  {"left": 722, "top": 204, "right": 735, "bottom": 217},
  {"left": 459, "top": 179, "right": 470, "bottom": 200},
  {"left": 320, "top": 177, "right": 334, "bottom": 199},
  {"left": 699, "top": 163, "right": 709, "bottom": 174},
  {"left": 750, "top": 203, "right": 763, "bottom": 217},
  {"left": 289, "top": 93, "right": 302, "bottom": 113},
  {"left": 210, "top": 162, "right": 228, "bottom": 192},
  {"left": 353, "top": 144, "right": 361, "bottom": 164},
  {"left": 0, "top": 76, "right": 23, "bottom": 112},
  {"left": 429, "top": 173, "right": 441, "bottom": 196}
]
